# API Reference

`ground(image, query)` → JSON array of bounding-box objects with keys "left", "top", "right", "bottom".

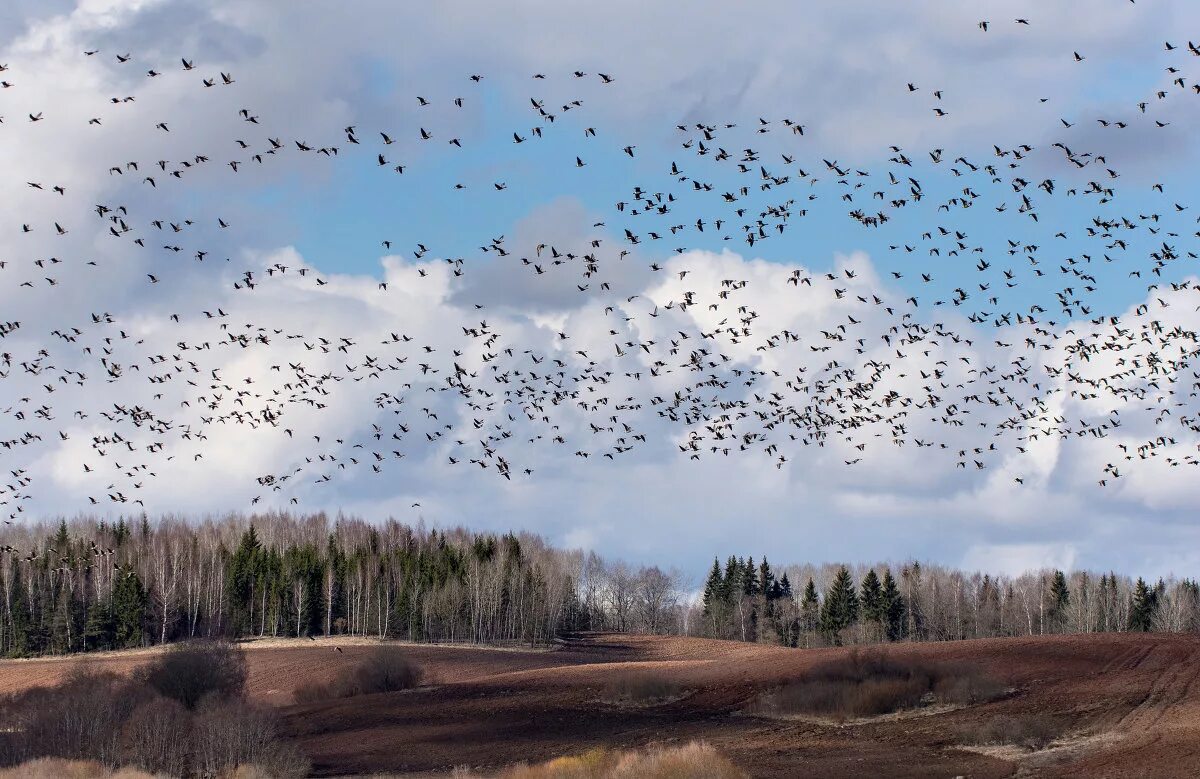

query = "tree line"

[
  {"left": 0, "top": 513, "right": 685, "bottom": 656},
  {"left": 3, "top": 513, "right": 1198, "bottom": 658},
  {"left": 698, "top": 556, "right": 1200, "bottom": 646}
]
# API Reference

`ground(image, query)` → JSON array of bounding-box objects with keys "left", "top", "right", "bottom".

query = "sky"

[{"left": 4, "top": 0, "right": 1200, "bottom": 580}]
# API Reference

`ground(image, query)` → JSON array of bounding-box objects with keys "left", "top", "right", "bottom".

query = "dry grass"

[
  {"left": 443, "top": 742, "right": 746, "bottom": 779},
  {"left": 753, "top": 649, "right": 1004, "bottom": 722},
  {"left": 0, "top": 758, "right": 161, "bottom": 778}
]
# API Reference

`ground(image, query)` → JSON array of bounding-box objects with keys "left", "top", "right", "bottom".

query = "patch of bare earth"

[{"left": 4, "top": 632, "right": 1200, "bottom": 777}]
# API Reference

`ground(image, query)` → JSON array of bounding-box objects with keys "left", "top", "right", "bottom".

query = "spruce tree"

[
  {"left": 702, "top": 557, "right": 723, "bottom": 617},
  {"left": 722, "top": 556, "right": 741, "bottom": 604},
  {"left": 880, "top": 569, "right": 906, "bottom": 640},
  {"left": 1129, "top": 577, "right": 1155, "bottom": 632},
  {"left": 84, "top": 601, "right": 115, "bottom": 651},
  {"left": 758, "top": 558, "right": 775, "bottom": 601},
  {"left": 743, "top": 556, "right": 759, "bottom": 597},
  {"left": 702, "top": 557, "right": 728, "bottom": 637},
  {"left": 860, "top": 569, "right": 884, "bottom": 623},
  {"left": 8, "top": 578, "right": 34, "bottom": 656},
  {"left": 820, "top": 566, "right": 859, "bottom": 643},
  {"left": 227, "top": 526, "right": 263, "bottom": 637},
  {"left": 112, "top": 570, "right": 147, "bottom": 648},
  {"left": 801, "top": 578, "right": 819, "bottom": 635},
  {"left": 1047, "top": 570, "right": 1070, "bottom": 633}
]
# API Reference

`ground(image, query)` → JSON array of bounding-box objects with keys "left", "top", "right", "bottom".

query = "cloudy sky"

[{"left": 4, "top": 0, "right": 1200, "bottom": 580}]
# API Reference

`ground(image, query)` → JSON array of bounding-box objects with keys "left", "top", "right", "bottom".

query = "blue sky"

[{"left": 4, "top": 0, "right": 1200, "bottom": 580}]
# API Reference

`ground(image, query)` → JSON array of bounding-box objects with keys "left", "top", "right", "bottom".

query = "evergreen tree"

[
  {"left": 758, "top": 558, "right": 775, "bottom": 601},
  {"left": 880, "top": 569, "right": 906, "bottom": 641},
  {"left": 112, "top": 570, "right": 147, "bottom": 648},
  {"left": 51, "top": 520, "right": 70, "bottom": 557},
  {"left": 721, "top": 556, "right": 741, "bottom": 603},
  {"left": 860, "top": 569, "right": 884, "bottom": 623},
  {"left": 800, "top": 578, "right": 819, "bottom": 643},
  {"left": 820, "top": 566, "right": 859, "bottom": 643},
  {"left": 742, "top": 556, "right": 759, "bottom": 597},
  {"left": 8, "top": 575, "right": 35, "bottom": 656},
  {"left": 1129, "top": 577, "right": 1156, "bottom": 632},
  {"left": 702, "top": 558, "right": 723, "bottom": 617},
  {"left": 83, "top": 601, "right": 115, "bottom": 651},
  {"left": 778, "top": 572, "right": 793, "bottom": 600},
  {"left": 227, "top": 526, "right": 263, "bottom": 637},
  {"left": 1047, "top": 569, "right": 1070, "bottom": 632}
]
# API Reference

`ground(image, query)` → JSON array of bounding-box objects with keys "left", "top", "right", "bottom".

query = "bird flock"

[{"left": 3, "top": 13, "right": 1200, "bottom": 522}]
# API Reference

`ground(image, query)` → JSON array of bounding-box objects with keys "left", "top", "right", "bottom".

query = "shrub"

[
  {"left": 119, "top": 697, "right": 193, "bottom": 777},
  {"left": 192, "top": 698, "right": 309, "bottom": 779},
  {"left": 933, "top": 663, "right": 1007, "bottom": 705},
  {"left": 0, "top": 653, "right": 307, "bottom": 779},
  {"left": 0, "top": 668, "right": 154, "bottom": 767},
  {"left": 601, "top": 671, "right": 685, "bottom": 705},
  {"left": 753, "top": 649, "right": 1003, "bottom": 721},
  {"left": 139, "top": 639, "right": 247, "bottom": 709},
  {"left": 349, "top": 645, "right": 422, "bottom": 695},
  {"left": 294, "top": 645, "right": 421, "bottom": 702},
  {"left": 958, "top": 714, "right": 1067, "bottom": 751}
]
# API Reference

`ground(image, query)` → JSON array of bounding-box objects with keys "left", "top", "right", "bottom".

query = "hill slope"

[{"left": 4, "top": 633, "right": 1200, "bottom": 777}]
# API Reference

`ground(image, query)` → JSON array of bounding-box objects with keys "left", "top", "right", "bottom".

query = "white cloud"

[{"left": 3, "top": 0, "right": 1200, "bottom": 580}]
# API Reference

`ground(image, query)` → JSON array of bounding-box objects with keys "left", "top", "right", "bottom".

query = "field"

[{"left": 3, "top": 632, "right": 1200, "bottom": 777}]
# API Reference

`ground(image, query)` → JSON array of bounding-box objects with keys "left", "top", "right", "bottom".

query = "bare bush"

[
  {"left": 192, "top": 698, "right": 309, "bottom": 779},
  {"left": 0, "top": 652, "right": 307, "bottom": 779},
  {"left": 601, "top": 671, "right": 685, "bottom": 705},
  {"left": 753, "top": 650, "right": 1003, "bottom": 721},
  {"left": 139, "top": 639, "right": 247, "bottom": 710},
  {"left": 349, "top": 646, "right": 422, "bottom": 695},
  {"left": 0, "top": 668, "right": 154, "bottom": 767},
  {"left": 932, "top": 663, "right": 1007, "bottom": 705},
  {"left": 294, "top": 645, "right": 421, "bottom": 702},
  {"left": 958, "top": 714, "right": 1068, "bottom": 751},
  {"left": 119, "top": 697, "right": 193, "bottom": 777}
]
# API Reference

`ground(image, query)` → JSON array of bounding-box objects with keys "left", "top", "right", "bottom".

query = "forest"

[
  {"left": 701, "top": 556, "right": 1200, "bottom": 647},
  {"left": 1, "top": 513, "right": 1197, "bottom": 657}
]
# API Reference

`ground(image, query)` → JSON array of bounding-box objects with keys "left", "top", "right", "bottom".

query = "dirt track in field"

[{"left": 4, "top": 632, "right": 1200, "bottom": 777}]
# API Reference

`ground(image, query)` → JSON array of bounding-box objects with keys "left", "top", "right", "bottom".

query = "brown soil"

[{"left": 4, "top": 632, "right": 1200, "bottom": 778}]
